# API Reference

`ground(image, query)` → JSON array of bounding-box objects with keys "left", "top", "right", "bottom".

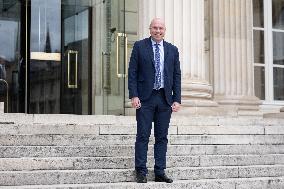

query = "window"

[
  {"left": 253, "top": 0, "right": 284, "bottom": 102},
  {"left": 272, "top": 0, "right": 284, "bottom": 100}
]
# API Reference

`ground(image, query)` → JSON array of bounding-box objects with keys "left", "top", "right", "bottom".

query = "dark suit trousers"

[{"left": 135, "top": 89, "right": 172, "bottom": 176}]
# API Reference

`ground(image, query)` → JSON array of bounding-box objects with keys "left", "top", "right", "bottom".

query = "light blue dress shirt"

[{"left": 151, "top": 38, "right": 164, "bottom": 89}]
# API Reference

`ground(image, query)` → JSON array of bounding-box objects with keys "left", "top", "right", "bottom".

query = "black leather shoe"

[
  {"left": 155, "top": 174, "right": 173, "bottom": 183},
  {"left": 136, "top": 172, "right": 147, "bottom": 183}
]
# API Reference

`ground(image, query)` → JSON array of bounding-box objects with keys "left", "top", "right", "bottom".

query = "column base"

[
  {"left": 175, "top": 106, "right": 231, "bottom": 116},
  {"left": 175, "top": 99, "right": 235, "bottom": 116},
  {"left": 214, "top": 95, "right": 261, "bottom": 111},
  {"left": 182, "top": 80, "right": 213, "bottom": 100}
]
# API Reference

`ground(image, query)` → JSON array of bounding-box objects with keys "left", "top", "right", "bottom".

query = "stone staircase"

[{"left": 0, "top": 114, "right": 284, "bottom": 188}]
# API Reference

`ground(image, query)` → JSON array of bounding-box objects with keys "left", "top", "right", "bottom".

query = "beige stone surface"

[
  {"left": 264, "top": 112, "right": 284, "bottom": 119},
  {"left": 178, "top": 126, "right": 264, "bottom": 135},
  {"left": 0, "top": 114, "right": 284, "bottom": 187},
  {"left": 265, "top": 126, "right": 284, "bottom": 135},
  {"left": 0, "top": 102, "right": 3, "bottom": 113}
]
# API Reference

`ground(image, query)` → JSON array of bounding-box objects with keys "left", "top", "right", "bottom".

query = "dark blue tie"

[{"left": 154, "top": 43, "right": 161, "bottom": 89}]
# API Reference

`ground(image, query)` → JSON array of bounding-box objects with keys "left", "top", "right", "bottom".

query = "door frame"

[
  {"left": 60, "top": 4, "right": 93, "bottom": 115},
  {"left": 23, "top": 0, "right": 93, "bottom": 114}
]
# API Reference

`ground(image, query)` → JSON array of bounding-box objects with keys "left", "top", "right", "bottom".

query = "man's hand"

[
  {"left": 131, "top": 97, "right": 141, "bottom": 109},
  {"left": 171, "top": 102, "right": 181, "bottom": 112}
]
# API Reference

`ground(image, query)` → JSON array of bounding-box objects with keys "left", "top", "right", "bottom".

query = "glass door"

[
  {"left": 93, "top": 0, "right": 127, "bottom": 115},
  {"left": 29, "top": 0, "right": 62, "bottom": 113},
  {"left": 0, "top": 0, "right": 23, "bottom": 113},
  {"left": 28, "top": 0, "right": 91, "bottom": 114},
  {"left": 1, "top": 0, "right": 136, "bottom": 115},
  {"left": 61, "top": 0, "right": 91, "bottom": 114}
]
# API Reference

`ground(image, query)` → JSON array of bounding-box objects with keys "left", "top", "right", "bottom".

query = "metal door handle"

[
  {"left": 116, "top": 33, "right": 128, "bottom": 78},
  {"left": 67, "top": 50, "right": 78, "bottom": 88},
  {"left": 101, "top": 51, "right": 110, "bottom": 89}
]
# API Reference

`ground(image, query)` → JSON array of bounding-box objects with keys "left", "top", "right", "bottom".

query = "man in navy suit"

[{"left": 128, "top": 18, "right": 181, "bottom": 183}]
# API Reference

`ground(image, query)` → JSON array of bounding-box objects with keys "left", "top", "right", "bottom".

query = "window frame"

[{"left": 253, "top": 0, "right": 284, "bottom": 104}]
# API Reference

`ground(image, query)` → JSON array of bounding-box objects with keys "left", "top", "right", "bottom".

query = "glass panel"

[
  {"left": 29, "top": 0, "right": 61, "bottom": 113},
  {"left": 30, "top": 0, "right": 61, "bottom": 52},
  {"left": 253, "top": 0, "right": 264, "bottom": 27},
  {"left": 254, "top": 66, "right": 265, "bottom": 100},
  {"left": 61, "top": 1, "right": 90, "bottom": 114},
  {"left": 0, "top": 0, "right": 22, "bottom": 112},
  {"left": 91, "top": 0, "right": 137, "bottom": 115},
  {"left": 273, "top": 32, "right": 284, "bottom": 65},
  {"left": 273, "top": 67, "right": 284, "bottom": 100},
  {"left": 253, "top": 30, "right": 265, "bottom": 63},
  {"left": 272, "top": 0, "right": 284, "bottom": 30},
  {"left": 106, "top": 0, "right": 125, "bottom": 115},
  {"left": 92, "top": 0, "right": 126, "bottom": 115}
]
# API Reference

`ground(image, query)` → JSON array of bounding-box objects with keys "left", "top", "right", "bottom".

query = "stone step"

[
  {"left": 1, "top": 113, "right": 284, "bottom": 126},
  {"left": 0, "top": 165, "right": 284, "bottom": 186},
  {"left": 0, "top": 156, "right": 196, "bottom": 171},
  {"left": 100, "top": 125, "right": 272, "bottom": 135},
  {"left": 1, "top": 145, "right": 284, "bottom": 158},
  {"left": 2, "top": 177, "right": 284, "bottom": 189},
  {"left": 1, "top": 134, "right": 284, "bottom": 146},
  {"left": 1, "top": 123, "right": 284, "bottom": 135},
  {"left": 1, "top": 154, "right": 284, "bottom": 171}
]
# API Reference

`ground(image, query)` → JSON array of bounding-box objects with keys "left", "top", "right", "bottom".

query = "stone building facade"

[
  {"left": 0, "top": 0, "right": 283, "bottom": 116},
  {"left": 134, "top": 0, "right": 284, "bottom": 116}
]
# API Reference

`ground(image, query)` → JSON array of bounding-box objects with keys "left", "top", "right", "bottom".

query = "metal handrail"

[{"left": 0, "top": 79, "right": 8, "bottom": 112}]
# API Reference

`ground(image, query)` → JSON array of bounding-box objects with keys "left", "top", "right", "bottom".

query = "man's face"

[{"left": 150, "top": 19, "right": 166, "bottom": 43}]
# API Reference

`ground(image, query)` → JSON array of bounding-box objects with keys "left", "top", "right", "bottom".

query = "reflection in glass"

[
  {"left": 253, "top": 0, "right": 264, "bottom": 27},
  {"left": 274, "top": 67, "right": 284, "bottom": 100},
  {"left": 253, "top": 30, "right": 265, "bottom": 63},
  {"left": 0, "top": 1, "right": 22, "bottom": 112},
  {"left": 29, "top": 0, "right": 61, "bottom": 113},
  {"left": 272, "top": 0, "right": 284, "bottom": 30},
  {"left": 61, "top": 1, "right": 90, "bottom": 115},
  {"left": 254, "top": 66, "right": 265, "bottom": 100},
  {"left": 30, "top": 0, "right": 61, "bottom": 52},
  {"left": 273, "top": 32, "right": 284, "bottom": 65}
]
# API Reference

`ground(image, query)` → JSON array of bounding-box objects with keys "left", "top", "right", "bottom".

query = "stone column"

[
  {"left": 138, "top": 0, "right": 219, "bottom": 116},
  {"left": 211, "top": 0, "right": 260, "bottom": 113},
  {"left": 178, "top": 0, "right": 218, "bottom": 115}
]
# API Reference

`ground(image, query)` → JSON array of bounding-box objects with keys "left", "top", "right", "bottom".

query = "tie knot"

[{"left": 155, "top": 43, "right": 159, "bottom": 47}]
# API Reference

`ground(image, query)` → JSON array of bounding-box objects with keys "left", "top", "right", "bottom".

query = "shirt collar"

[{"left": 151, "top": 38, "right": 163, "bottom": 47}]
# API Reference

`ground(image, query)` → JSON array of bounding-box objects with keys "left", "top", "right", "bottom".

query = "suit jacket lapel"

[
  {"left": 163, "top": 41, "right": 169, "bottom": 72},
  {"left": 145, "top": 38, "right": 155, "bottom": 67}
]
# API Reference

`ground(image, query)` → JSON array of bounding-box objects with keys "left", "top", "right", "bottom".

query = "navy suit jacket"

[{"left": 128, "top": 37, "right": 181, "bottom": 105}]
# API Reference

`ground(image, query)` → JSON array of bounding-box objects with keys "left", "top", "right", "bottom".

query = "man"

[{"left": 128, "top": 18, "right": 181, "bottom": 183}]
